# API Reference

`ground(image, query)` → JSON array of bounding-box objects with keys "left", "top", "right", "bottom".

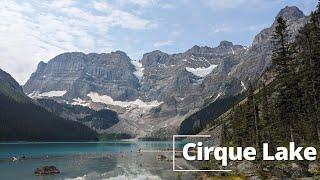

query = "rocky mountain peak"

[
  {"left": 110, "top": 50, "right": 131, "bottom": 60},
  {"left": 185, "top": 45, "right": 216, "bottom": 55},
  {"left": 141, "top": 50, "right": 169, "bottom": 67},
  {"left": 219, "top": 41, "right": 233, "bottom": 47},
  {"left": 276, "top": 6, "right": 305, "bottom": 21},
  {"left": 36, "top": 61, "right": 47, "bottom": 72},
  {"left": 53, "top": 52, "right": 88, "bottom": 62},
  {"left": 253, "top": 6, "right": 307, "bottom": 46},
  {"left": 188, "top": 45, "right": 201, "bottom": 51}
]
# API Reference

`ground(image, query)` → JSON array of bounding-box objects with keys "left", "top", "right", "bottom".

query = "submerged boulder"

[
  {"left": 34, "top": 166, "right": 60, "bottom": 175},
  {"left": 156, "top": 154, "right": 167, "bottom": 161}
]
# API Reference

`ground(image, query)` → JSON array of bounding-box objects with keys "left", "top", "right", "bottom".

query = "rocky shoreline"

[{"left": 197, "top": 160, "right": 320, "bottom": 179}]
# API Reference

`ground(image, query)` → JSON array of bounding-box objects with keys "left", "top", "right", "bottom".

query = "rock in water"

[
  {"left": 156, "top": 154, "right": 167, "bottom": 161},
  {"left": 34, "top": 166, "right": 60, "bottom": 175}
]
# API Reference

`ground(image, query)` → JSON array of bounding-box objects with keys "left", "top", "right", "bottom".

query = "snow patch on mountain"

[
  {"left": 87, "top": 92, "right": 163, "bottom": 109},
  {"left": 71, "top": 98, "right": 90, "bottom": 107},
  {"left": 213, "top": 92, "right": 222, "bottom": 102},
  {"left": 185, "top": 65, "right": 218, "bottom": 78},
  {"left": 131, "top": 60, "right": 144, "bottom": 81},
  {"left": 28, "top": 90, "right": 67, "bottom": 98},
  {"left": 241, "top": 81, "right": 247, "bottom": 91},
  {"left": 231, "top": 47, "right": 235, "bottom": 55}
]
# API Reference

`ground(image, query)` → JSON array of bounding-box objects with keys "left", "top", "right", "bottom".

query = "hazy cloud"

[
  {"left": 0, "top": 0, "right": 156, "bottom": 84},
  {"left": 212, "top": 24, "right": 232, "bottom": 33},
  {"left": 203, "top": 0, "right": 257, "bottom": 10},
  {"left": 117, "top": 0, "right": 158, "bottom": 8},
  {"left": 154, "top": 40, "right": 174, "bottom": 47}
]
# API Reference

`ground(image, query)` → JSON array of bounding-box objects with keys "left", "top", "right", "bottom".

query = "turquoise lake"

[{"left": 0, "top": 141, "right": 193, "bottom": 180}]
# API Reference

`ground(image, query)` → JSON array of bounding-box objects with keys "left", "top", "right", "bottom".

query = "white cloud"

[
  {"left": 203, "top": 0, "right": 256, "bottom": 10},
  {"left": 160, "top": 3, "right": 176, "bottom": 9},
  {"left": 212, "top": 24, "right": 231, "bottom": 33},
  {"left": 92, "top": 1, "right": 112, "bottom": 12},
  {"left": 153, "top": 40, "right": 174, "bottom": 47},
  {"left": 0, "top": 0, "right": 156, "bottom": 84},
  {"left": 242, "top": 24, "right": 269, "bottom": 31},
  {"left": 116, "top": 0, "right": 174, "bottom": 9},
  {"left": 117, "top": 0, "right": 158, "bottom": 7},
  {"left": 211, "top": 23, "right": 268, "bottom": 35},
  {"left": 50, "top": 0, "right": 75, "bottom": 9}
]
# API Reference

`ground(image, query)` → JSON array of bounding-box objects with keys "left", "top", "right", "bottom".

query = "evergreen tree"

[
  {"left": 242, "top": 83, "right": 260, "bottom": 146},
  {"left": 231, "top": 105, "right": 246, "bottom": 146},
  {"left": 271, "top": 16, "right": 301, "bottom": 143},
  {"left": 272, "top": 17, "right": 292, "bottom": 76},
  {"left": 260, "top": 83, "right": 271, "bottom": 143}
]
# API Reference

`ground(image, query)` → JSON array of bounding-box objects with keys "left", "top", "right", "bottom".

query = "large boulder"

[
  {"left": 308, "top": 162, "right": 320, "bottom": 175},
  {"left": 237, "top": 161, "right": 257, "bottom": 176},
  {"left": 34, "top": 166, "right": 60, "bottom": 175}
]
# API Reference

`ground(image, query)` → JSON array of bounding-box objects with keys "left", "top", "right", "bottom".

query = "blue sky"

[{"left": 0, "top": 0, "right": 317, "bottom": 84}]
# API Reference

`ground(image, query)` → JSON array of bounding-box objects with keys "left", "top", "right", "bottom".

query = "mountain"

[
  {"left": 23, "top": 6, "right": 308, "bottom": 139},
  {"left": 24, "top": 51, "right": 140, "bottom": 101},
  {"left": 0, "top": 68, "right": 98, "bottom": 141}
]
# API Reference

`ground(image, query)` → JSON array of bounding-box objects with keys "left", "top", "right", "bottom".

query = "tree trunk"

[
  {"left": 290, "top": 124, "right": 294, "bottom": 143},
  {"left": 253, "top": 97, "right": 260, "bottom": 147}
]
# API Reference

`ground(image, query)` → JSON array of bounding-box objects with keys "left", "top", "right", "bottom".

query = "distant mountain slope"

[
  {"left": 179, "top": 94, "right": 244, "bottom": 135},
  {"left": 37, "top": 99, "right": 119, "bottom": 132},
  {"left": 0, "top": 69, "right": 26, "bottom": 102},
  {"left": 0, "top": 68, "right": 98, "bottom": 141},
  {"left": 0, "top": 69, "right": 23, "bottom": 93}
]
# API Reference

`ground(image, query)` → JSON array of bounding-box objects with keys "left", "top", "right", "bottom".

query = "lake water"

[{"left": 0, "top": 141, "right": 194, "bottom": 180}]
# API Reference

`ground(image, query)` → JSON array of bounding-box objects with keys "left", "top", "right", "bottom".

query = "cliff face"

[
  {"left": 24, "top": 51, "right": 140, "bottom": 101},
  {"left": 23, "top": 6, "right": 309, "bottom": 138}
]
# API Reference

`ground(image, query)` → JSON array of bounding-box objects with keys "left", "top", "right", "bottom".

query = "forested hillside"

[
  {"left": 200, "top": 2, "right": 320, "bottom": 179},
  {"left": 179, "top": 94, "right": 244, "bottom": 135},
  {"left": 0, "top": 69, "right": 98, "bottom": 141},
  {"left": 223, "top": 4, "right": 320, "bottom": 149},
  {"left": 37, "top": 99, "right": 119, "bottom": 131}
]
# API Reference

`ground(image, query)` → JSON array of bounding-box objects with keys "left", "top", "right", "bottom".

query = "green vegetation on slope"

[
  {"left": 0, "top": 93, "right": 98, "bottom": 141},
  {"left": 179, "top": 94, "right": 245, "bottom": 135},
  {"left": 200, "top": 3, "right": 320, "bottom": 178},
  {"left": 0, "top": 69, "right": 98, "bottom": 141},
  {"left": 224, "top": 6, "right": 320, "bottom": 149}
]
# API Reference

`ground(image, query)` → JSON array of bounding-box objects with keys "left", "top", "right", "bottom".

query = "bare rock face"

[
  {"left": 23, "top": 6, "right": 308, "bottom": 138},
  {"left": 24, "top": 51, "right": 139, "bottom": 101}
]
